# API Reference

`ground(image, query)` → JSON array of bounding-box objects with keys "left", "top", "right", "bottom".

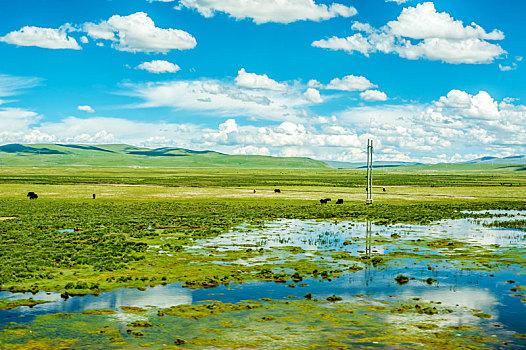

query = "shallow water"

[{"left": 2, "top": 213, "right": 526, "bottom": 346}]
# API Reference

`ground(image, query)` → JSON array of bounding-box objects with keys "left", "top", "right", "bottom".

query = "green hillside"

[{"left": 0, "top": 144, "right": 331, "bottom": 169}]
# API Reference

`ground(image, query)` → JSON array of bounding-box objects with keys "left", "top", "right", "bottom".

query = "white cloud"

[
  {"left": 437, "top": 89, "right": 471, "bottom": 108},
  {"left": 0, "top": 25, "right": 81, "bottom": 50},
  {"left": 360, "top": 90, "right": 387, "bottom": 102},
  {"left": 1, "top": 88, "right": 525, "bottom": 163},
  {"left": 325, "top": 75, "right": 376, "bottom": 91},
  {"left": 387, "top": 2, "right": 504, "bottom": 40},
  {"left": 137, "top": 60, "right": 181, "bottom": 73},
  {"left": 0, "top": 108, "right": 40, "bottom": 133},
  {"left": 0, "top": 74, "right": 40, "bottom": 99},
  {"left": 312, "top": 33, "right": 373, "bottom": 56},
  {"left": 37, "top": 117, "right": 199, "bottom": 147},
  {"left": 386, "top": 0, "right": 409, "bottom": 4},
  {"left": 313, "top": 2, "right": 506, "bottom": 64},
  {"left": 77, "top": 105, "right": 95, "bottom": 113},
  {"left": 396, "top": 37, "right": 506, "bottom": 64},
  {"left": 437, "top": 90, "right": 499, "bottom": 120},
  {"left": 499, "top": 63, "right": 517, "bottom": 71},
  {"left": 202, "top": 118, "right": 364, "bottom": 150},
  {"left": 130, "top": 79, "right": 311, "bottom": 121},
  {"left": 176, "top": 0, "right": 357, "bottom": 24},
  {"left": 80, "top": 36, "right": 89, "bottom": 44},
  {"left": 307, "top": 79, "right": 323, "bottom": 88},
  {"left": 84, "top": 12, "right": 196, "bottom": 53},
  {"left": 304, "top": 88, "right": 323, "bottom": 103},
  {"left": 232, "top": 145, "right": 270, "bottom": 155},
  {"left": 235, "top": 68, "right": 286, "bottom": 91}
]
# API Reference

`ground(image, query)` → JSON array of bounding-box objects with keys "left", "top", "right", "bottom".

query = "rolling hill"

[{"left": 0, "top": 144, "right": 331, "bottom": 169}]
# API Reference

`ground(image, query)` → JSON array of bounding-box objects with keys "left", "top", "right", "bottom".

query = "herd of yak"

[{"left": 27, "top": 189, "right": 346, "bottom": 205}]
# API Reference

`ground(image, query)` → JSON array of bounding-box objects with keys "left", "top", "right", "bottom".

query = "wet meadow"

[{"left": 0, "top": 166, "right": 525, "bottom": 349}]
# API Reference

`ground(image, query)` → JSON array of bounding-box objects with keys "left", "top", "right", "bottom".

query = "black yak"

[
  {"left": 336, "top": 199, "right": 343, "bottom": 204},
  {"left": 320, "top": 199, "right": 328, "bottom": 204},
  {"left": 27, "top": 192, "right": 38, "bottom": 199},
  {"left": 274, "top": 189, "right": 281, "bottom": 193}
]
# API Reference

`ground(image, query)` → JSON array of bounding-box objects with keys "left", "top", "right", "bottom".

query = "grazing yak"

[
  {"left": 27, "top": 192, "right": 38, "bottom": 200},
  {"left": 274, "top": 189, "right": 281, "bottom": 193},
  {"left": 383, "top": 188, "right": 386, "bottom": 192},
  {"left": 320, "top": 199, "right": 328, "bottom": 204},
  {"left": 336, "top": 199, "right": 344, "bottom": 204}
]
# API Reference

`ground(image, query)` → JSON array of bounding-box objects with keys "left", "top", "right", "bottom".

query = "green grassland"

[
  {"left": 1, "top": 160, "right": 526, "bottom": 349},
  {"left": 0, "top": 165, "right": 525, "bottom": 293},
  {"left": 0, "top": 143, "right": 330, "bottom": 169}
]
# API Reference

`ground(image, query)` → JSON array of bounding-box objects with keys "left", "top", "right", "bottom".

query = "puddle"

[{"left": 56, "top": 228, "right": 75, "bottom": 233}]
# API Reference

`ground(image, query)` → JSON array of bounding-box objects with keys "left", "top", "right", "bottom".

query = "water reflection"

[
  {"left": 0, "top": 285, "right": 191, "bottom": 322},
  {"left": 198, "top": 211, "right": 526, "bottom": 257}
]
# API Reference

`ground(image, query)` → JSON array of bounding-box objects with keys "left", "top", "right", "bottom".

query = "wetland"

[{"left": 0, "top": 167, "right": 525, "bottom": 349}]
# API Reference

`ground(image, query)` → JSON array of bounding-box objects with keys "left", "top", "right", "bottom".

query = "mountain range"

[{"left": 0, "top": 143, "right": 524, "bottom": 169}]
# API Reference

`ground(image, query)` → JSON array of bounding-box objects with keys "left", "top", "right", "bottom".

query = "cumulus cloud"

[
  {"left": 313, "top": 2, "right": 506, "bottom": 64},
  {"left": 1, "top": 88, "right": 525, "bottom": 163},
  {"left": 198, "top": 118, "right": 375, "bottom": 161},
  {"left": 304, "top": 88, "right": 323, "bottom": 103},
  {"left": 360, "top": 90, "right": 387, "bottom": 102},
  {"left": 341, "top": 90, "right": 525, "bottom": 161},
  {"left": 307, "top": 79, "right": 323, "bottom": 88},
  {"left": 437, "top": 90, "right": 499, "bottom": 120},
  {"left": 0, "top": 25, "right": 81, "bottom": 50},
  {"left": 84, "top": 12, "right": 196, "bottom": 53},
  {"left": 235, "top": 68, "right": 286, "bottom": 90},
  {"left": 202, "top": 118, "right": 364, "bottom": 150},
  {"left": 312, "top": 32, "right": 373, "bottom": 56},
  {"left": 77, "top": 105, "right": 95, "bottom": 113},
  {"left": 137, "top": 60, "right": 181, "bottom": 73},
  {"left": 325, "top": 75, "right": 376, "bottom": 91},
  {"left": 387, "top": 3, "right": 503, "bottom": 40},
  {"left": 386, "top": 0, "right": 409, "bottom": 4},
  {"left": 176, "top": 0, "right": 357, "bottom": 24}
]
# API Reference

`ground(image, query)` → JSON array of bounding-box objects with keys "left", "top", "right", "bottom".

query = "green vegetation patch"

[
  {"left": 158, "top": 301, "right": 262, "bottom": 319},
  {"left": 483, "top": 219, "right": 526, "bottom": 231},
  {"left": 0, "top": 298, "right": 50, "bottom": 310}
]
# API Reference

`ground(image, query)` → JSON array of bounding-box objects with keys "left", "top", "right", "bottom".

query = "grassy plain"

[
  {"left": 0, "top": 166, "right": 525, "bottom": 290},
  {"left": 0, "top": 166, "right": 525, "bottom": 349}
]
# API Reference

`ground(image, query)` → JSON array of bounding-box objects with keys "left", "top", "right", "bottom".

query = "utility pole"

[{"left": 366, "top": 139, "right": 373, "bottom": 205}]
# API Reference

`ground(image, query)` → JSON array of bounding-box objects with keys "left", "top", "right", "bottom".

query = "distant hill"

[
  {"left": 327, "top": 155, "right": 525, "bottom": 171},
  {"left": 0, "top": 144, "right": 331, "bottom": 169},
  {"left": 463, "top": 155, "right": 526, "bottom": 165},
  {"left": 325, "top": 160, "right": 422, "bottom": 170}
]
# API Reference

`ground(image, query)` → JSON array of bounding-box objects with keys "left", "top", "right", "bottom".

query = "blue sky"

[{"left": 0, "top": 0, "right": 524, "bottom": 162}]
